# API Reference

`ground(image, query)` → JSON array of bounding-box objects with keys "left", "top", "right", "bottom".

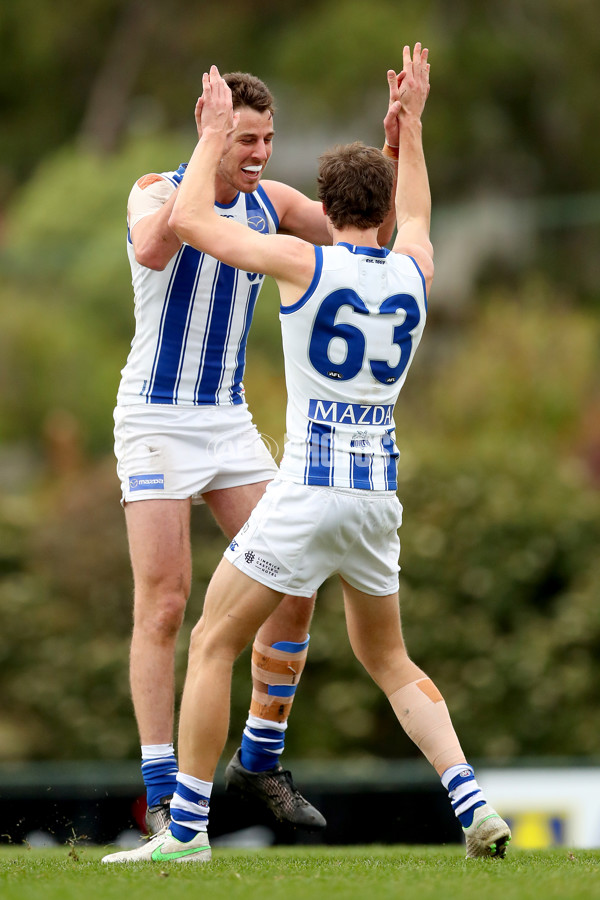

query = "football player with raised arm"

[
  {"left": 115, "top": 69, "right": 404, "bottom": 835},
  {"left": 104, "top": 46, "right": 511, "bottom": 864}
]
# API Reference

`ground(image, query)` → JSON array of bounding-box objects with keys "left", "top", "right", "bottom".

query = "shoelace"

[{"left": 269, "top": 769, "right": 308, "bottom": 806}]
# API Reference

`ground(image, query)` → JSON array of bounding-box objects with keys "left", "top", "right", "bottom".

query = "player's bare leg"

[
  {"left": 103, "top": 559, "right": 283, "bottom": 864},
  {"left": 125, "top": 497, "right": 192, "bottom": 830},
  {"left": 341, "top": 579, "right": 510, "bottom": 858},
  {"left": 179, "top": 559, "right": 281, "bottom": 780},
  {"left": 204, "top": 482, "right": 325, "bottom": 828},
  {"left": 127, "top": 498, "right": 192, "bottom": 743},
  {"left": 153, "top": 562, "right": 282, "bottom": 854}
]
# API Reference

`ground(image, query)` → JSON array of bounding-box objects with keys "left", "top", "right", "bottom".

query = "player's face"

[{"left": 216, "top": 106, "right": 274, "bottom": 197}]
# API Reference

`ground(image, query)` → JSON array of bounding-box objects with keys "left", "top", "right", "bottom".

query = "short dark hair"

[
  {"left": 317, "top": 141, "right": 394, "bottom": 229},
  {"left": 223, "top": 72, "right": 275, "bottom": 116}
]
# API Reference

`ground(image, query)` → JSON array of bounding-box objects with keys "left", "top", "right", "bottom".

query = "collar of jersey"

[
  {"left": 215, "top": 193, "right": 240, "bottom": 210},
  {"left": 335, "top": 242, "right": 389, "bottom": 258}
]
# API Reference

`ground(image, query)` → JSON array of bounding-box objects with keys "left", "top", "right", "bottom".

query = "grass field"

[{"left": 1, "top": 844, "right": 599, "bottom": 900}]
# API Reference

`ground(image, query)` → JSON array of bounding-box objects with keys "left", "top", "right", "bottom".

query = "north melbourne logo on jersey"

[
  {"left": 350, "top": 430, "right": 371, "bottom": 449},
  {"left": 308, "top": 399, "right": 394, "bottom": 426}
]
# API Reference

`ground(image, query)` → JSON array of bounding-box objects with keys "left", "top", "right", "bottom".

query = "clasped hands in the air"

[
  {"left": 194, "top": 43, "right": 430, "bottom": 152},
  {"left": 384, "top": 42, "right": 430, "bottom": 149}
]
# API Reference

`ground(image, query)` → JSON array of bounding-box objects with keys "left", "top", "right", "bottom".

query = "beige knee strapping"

[
  {"left": 249, "top": 638, "right": 308, "bottom": 724},
  {"left": 388, "top": 678, "right": 465, "bottom": 774}
]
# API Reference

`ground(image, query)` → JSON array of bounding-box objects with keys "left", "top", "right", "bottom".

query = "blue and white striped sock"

[
  {"left": 241, "top": 637, "right": 309, "bottom": 772},
  {"left": 441, "top": 763, "right": 486, "bottom": 828},
  {"left": 241, "top": 715, "right": 288, "bottom": 771},
  {"left": 170, "top": 772, "right": 211, "bottom": 842},
  {"left": 141, "top": 743, "right": 178, "bottom": 808}
]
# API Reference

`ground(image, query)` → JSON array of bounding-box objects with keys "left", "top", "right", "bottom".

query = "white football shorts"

[
  {"left": 224, "top": 477, "right": 403, "bottom": 597},
  {"left": 113, "top": 404, "right": 279, "bottom": 504}
]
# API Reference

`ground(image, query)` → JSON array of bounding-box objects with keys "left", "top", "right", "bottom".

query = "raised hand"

[
  {"left": 398, "top": 43, "right": 430, "bottom": 120},
  {"left": 194, "top": 64, "right": 239, "bottom": 144},
  {"left": 383, "top": 67, "right": 406, "bottom": 150}
]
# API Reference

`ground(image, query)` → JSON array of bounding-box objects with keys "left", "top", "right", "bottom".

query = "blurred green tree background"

[{"left": 1, "top": 0, "right": 599, "bottom": 765}]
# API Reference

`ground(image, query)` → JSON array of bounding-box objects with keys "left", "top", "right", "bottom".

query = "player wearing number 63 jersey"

[
  {"left": 108, "top": 68, "right": 409, "bottom": 844},
  {"left": 278, "top": 242, "right": 426, "bottom": 492},
  {"left": 101, "top": 53, "right": 510, "bottom": 866}
]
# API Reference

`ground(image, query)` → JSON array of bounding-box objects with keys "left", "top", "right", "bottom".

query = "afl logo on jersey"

[{"left": 248, "top": 214, "right": 268, "bottom": 233}]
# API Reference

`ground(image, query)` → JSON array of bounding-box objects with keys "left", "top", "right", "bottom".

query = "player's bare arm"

[
  {"left": 169, "top": 66, "right": 315, "bottom": 299},
  {"left": 127, "top": 96, "right": 208, "bottom": 271},
  {"left": 373, "top": 65, "right": 407, "bottom": 247},
  {"left": 261, "top": 179, "right": 332, "bottom": 245},
  {"left": 392, "top": 43, "right": 434, "bottom": 291},
  {"left": 128, "top": 178, "right": 183, "bottom": 270},
  {"left": 263, "top": 65, "right": 408, "bottom": 249},
  {"left": 383, "top": 67, "right": 406, "bottom": 153}
]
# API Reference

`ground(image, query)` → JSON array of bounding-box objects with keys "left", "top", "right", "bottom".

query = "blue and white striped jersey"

[
  {"left": 278, "top": 242, "right": 427, "bottom": 492},
  {"left": 117, "top": 168, "right": 279, "bottom": 406}
]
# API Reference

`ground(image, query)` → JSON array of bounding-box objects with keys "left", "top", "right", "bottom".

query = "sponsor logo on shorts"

[
  {"left": 129, "top": 474, "right": 165, "bottom": 491},
  {"left": 229, "top": 540, "right": 239, "bottom": 551},
  {"left": 244, "top": 549, "right": 280, "bottom": 578}
]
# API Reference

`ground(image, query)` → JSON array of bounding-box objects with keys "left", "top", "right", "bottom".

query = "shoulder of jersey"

[{"left": 136, "top": 173, "right": 167, "bottom": 190}]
